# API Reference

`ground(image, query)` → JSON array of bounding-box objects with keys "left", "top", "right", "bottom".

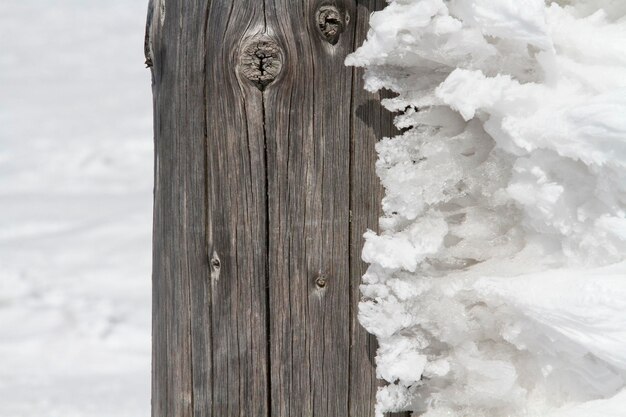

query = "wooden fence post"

[{"left": 147, "top": 0, "right": 403, "bottom": 416}]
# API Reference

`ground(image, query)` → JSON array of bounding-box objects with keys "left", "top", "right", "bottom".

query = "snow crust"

[{"left": 347, "top": 1, "right": 626, "bottom": 415}]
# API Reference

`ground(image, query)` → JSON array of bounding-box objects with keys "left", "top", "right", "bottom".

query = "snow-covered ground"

[
  {"left": 0, "top": 1, "right": 152, "bottom": 416},
  {"left": 348, "top": 1, "right": 626, "bottom": 416}
]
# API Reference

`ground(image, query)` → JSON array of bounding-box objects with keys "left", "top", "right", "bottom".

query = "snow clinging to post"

[{"left": 347, "top": 0, "right": 626, "bottom": 416}]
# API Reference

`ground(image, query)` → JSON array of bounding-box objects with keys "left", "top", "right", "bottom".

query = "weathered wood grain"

[
  {"left": 150, "top": 1, "right": 400, "bottom": 416},
  {"left": 151, "top": 1, "right": 270, "bottom": 416},
  {"left": 264, "top": 1, "right": 353, "bottom": 416},
  {"left": 349, "top": 1, "right": 404, "bottom": 415},
  {"left": 202, "top": 2, "right": 270, "bottom": 417},
  {"left": 150, "top": 1, "right": 206, "bottom": 416}
]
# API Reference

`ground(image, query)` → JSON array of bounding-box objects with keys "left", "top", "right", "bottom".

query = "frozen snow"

[
  {"left": 0, "top": 1, "right": 152, "bottom": 416},
  {"left": 348, "top": 0, "right": 626, "bottom": 416}
]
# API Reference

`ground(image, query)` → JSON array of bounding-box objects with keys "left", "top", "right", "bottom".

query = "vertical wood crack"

[
  {"left": 202, "top": 2, "right": 214, "bottom": 416},
  {"left": 260, "top": 5, "right": 272, "bottom": 417},
  {"left": 262, "top": 93, "right": 272, "bottom": 417},
  {"left": 347, "top": 4, "right": 359, "bottom": 415}
]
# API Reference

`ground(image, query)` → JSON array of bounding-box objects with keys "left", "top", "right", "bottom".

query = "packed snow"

[
  {"left": 347, "top": 0, "right": 626, "bottom": 416},
  {"left": 0, "top": 1, "right": 152, "bottom": 416}
]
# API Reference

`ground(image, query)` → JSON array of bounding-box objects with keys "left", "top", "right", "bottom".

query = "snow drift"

[{"left": 346, "top": 1, "right": 626, "bottom": 416}]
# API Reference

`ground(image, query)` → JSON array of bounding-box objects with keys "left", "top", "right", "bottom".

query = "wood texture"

[
  {"left": 150, "top": 2, "right": 208, "bottom": 416},
  {"left": 349, "top": 1, "right": 402, "bottom": 415},
  {"left": 264, "top": 1, "right": 352, "bottom": 416},
  {"left": 150, "top": 0, "right": 401, "bottom": 416}
]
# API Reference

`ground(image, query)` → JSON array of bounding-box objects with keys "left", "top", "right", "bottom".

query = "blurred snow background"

[{"left": 0, "top": 1, "right": 152, "bottom": 416}]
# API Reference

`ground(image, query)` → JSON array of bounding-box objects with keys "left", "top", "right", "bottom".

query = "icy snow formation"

[{"left": 346, "top": 1, "right": 626, "bottom": 416}]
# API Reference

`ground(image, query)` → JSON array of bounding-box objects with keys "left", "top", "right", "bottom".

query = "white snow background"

[{"left": 0, "top": 1, "right": 152, "bottom": 416}]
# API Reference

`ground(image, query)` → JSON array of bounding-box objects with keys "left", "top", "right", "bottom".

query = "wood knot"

[
  {"left": 314, "top": 275, "right": 327, "bottom": 289},
  {"left": 210, "top": 251, "right": 221, "bottom": 282},
  {"left": 239, "top": 39, "right": 283, "bottom": 90},
  {"left": 316, "top": 6, "right": 348, "bottom": 45}
]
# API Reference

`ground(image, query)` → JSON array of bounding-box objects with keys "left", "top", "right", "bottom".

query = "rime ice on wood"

[{"left": 347, "top": 1, "right": 626, "bottom": 416}]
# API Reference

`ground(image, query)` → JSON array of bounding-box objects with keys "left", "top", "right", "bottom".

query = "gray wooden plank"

[
  {"left": 150, "top": 1, "right": 208, "bottom": 416},
  {"left": 201, "top": 1, "right": 270, "bottom": 417},
  {"left": 151, "top": 0, "right": 399, "bottom": 416},
  {"left": 151, "top": 1, "right": 270, "bottom": 416},
  {"left": 264, "top": 0, "right": 354, "bottom": 415}
]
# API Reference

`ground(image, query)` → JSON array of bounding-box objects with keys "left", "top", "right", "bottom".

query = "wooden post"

[{"left": 147, "top": 0, "right": 403, "bottom": 416}]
